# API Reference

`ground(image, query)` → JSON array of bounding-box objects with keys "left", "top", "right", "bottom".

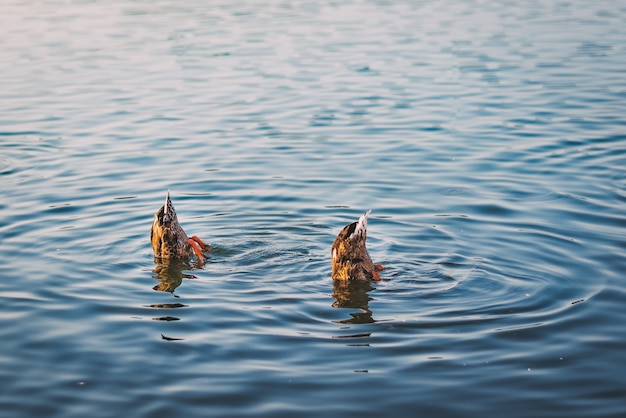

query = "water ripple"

[{"left": 1, "top": 1, "right": 626, "bottom": 417}]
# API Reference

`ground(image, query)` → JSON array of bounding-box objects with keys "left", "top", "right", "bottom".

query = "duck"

[
  {"left": 331, "top": 210, "right": 383, "bottom": 281},
  {"left": 150, "top": 191, "right": 210, "bottom": 265}
]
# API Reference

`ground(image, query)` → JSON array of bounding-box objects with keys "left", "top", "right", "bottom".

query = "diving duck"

[
  {"left": 331, "top": 210, "right": 383, "bottom": 281},
  {"left": 150, "top": 192, "right": 210, "bottom": 265}
]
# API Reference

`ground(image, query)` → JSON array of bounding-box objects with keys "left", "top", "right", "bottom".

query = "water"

[{"left": 1, "top": 1, "right": 625, "bottom": 417}]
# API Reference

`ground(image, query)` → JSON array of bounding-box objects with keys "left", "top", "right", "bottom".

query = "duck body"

[
  {"left": 150, "top": 192, "right": 209, "bottom": 264},
  {"left": 331, "top": 210, "right": 383, "bottom": 281}
]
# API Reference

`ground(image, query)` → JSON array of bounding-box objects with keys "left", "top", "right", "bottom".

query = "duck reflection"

[
  {"left": 332, "top": 279, "right": 376, "bottom": 324},
  {"left": 152, "top": 259, "right": 197, "bottom": 294}
]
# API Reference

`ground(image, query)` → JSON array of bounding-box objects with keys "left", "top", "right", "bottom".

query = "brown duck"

[
  {"left": 150, "top": 192, "right": 210, "bottom": 265},
  {"left": 331, "top": 210, "right": 383, "bottom": 281}
]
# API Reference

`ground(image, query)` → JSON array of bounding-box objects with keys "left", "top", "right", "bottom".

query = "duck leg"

[
  {"left": 188, "top": 238, "right": 206, "bottom": 265},
  {"left": 371, "top": 264, "right": 384, "bottom": 281},
  {"left": 190, "top": 235, "right": 210, "bottom": 251}
]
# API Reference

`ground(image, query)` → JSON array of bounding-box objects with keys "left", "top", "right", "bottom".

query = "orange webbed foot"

[
  {"left": 190, "top": 235, "right": 210, "bottom": 252},
  {"left": 374, "top": 264, "right": 384, "bottom": 271},
  {"left": 372, "top": 270, "right": 381, "bottom": 281},
  {"left": 188, "top": 238, "right": 206, "bottom": 266}
]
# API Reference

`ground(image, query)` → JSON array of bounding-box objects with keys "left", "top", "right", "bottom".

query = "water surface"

[{"left": 1, "top": 1, "right": 625, "bottom": 417}]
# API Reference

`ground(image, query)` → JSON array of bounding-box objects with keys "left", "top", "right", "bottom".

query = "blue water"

[{"left": 1, "top": 1, "right": 625, "bottom": 417}]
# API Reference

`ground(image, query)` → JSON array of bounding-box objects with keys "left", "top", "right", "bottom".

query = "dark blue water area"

[{"left": 1, "top": 1, "right": 626, "bottom": 417}]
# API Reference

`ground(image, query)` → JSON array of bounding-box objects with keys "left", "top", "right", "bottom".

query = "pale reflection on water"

[
  {"left": 332, "top": 279, "right": 376, "bottom": 325},
  {"left": 151, "top": 260, "right": 198, "bottom": 294}
]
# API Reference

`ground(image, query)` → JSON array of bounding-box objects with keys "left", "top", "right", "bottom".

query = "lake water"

[{"left": 1, "top": 1, "right": 625, "bottom": 417}]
